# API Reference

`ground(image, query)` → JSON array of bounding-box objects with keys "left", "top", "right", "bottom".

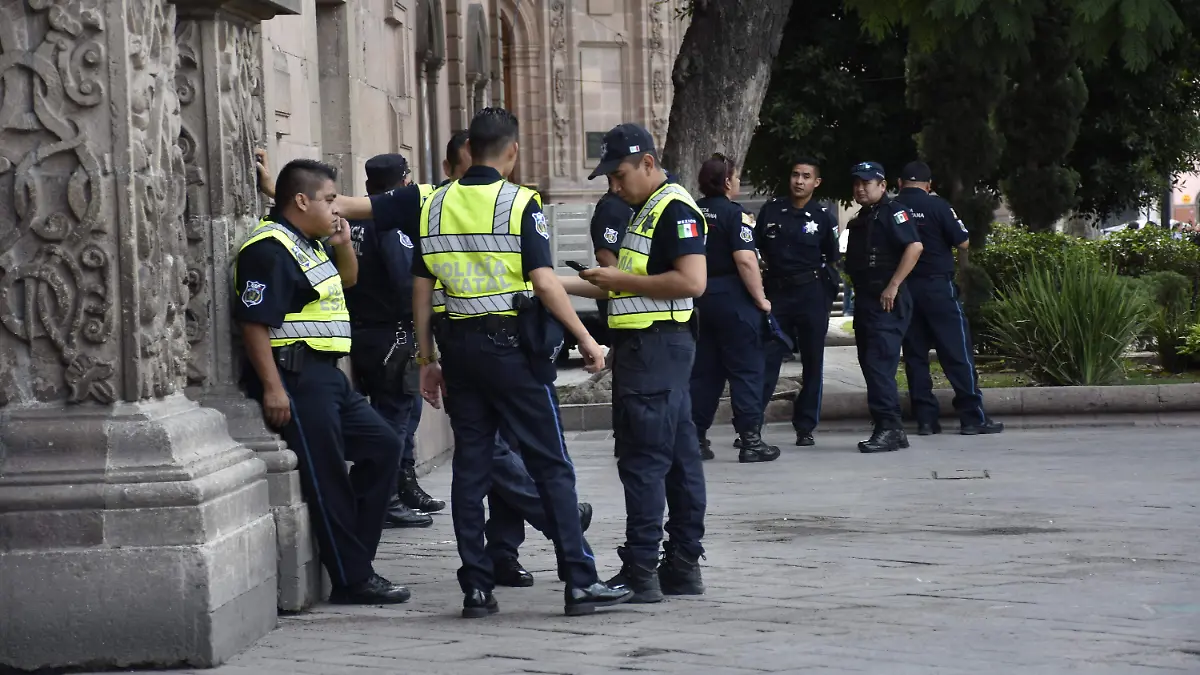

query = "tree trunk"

[{"left": 661, "top": 0, "right": 794, "bottom": 193}]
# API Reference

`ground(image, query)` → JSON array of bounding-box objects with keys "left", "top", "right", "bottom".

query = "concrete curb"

[{"left": 557, "top": 383, "right": 1200, "bottom": 431}]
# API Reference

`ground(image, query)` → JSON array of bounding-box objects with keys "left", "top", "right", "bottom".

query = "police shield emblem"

[
  {"left": 603, "top": 227, "right": 619, "bottom": 244},
  {"left": 241, "top": 281, "right": 266, "bottom": 307}
]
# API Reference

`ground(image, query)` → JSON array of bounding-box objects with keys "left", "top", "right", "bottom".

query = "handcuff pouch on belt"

[
  {"left": 274, "top": 343, "right": 307, "bottom": 373},
  {"left": 382, "top": 326, "right": 419, "bottom": 396}
]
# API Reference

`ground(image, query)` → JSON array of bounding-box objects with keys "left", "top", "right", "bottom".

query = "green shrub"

[
  {"left": 957, "top": 264, "right": 998, "bottom": 353},
  {"left": 972, "top": 224, "right": 1087, "bottom": 293},
  {"left": 1178, "top": 321, "right": 1200, "bottom": 357},
  {"left": 986, "top": 250, "right": 1148, "bottom": 385},
  {"left": 1092, "top": 227, "right": 1200, "bottom": 279},
  {"left": 1140, "top": 270, "right": 1199, "bottom": 372}
]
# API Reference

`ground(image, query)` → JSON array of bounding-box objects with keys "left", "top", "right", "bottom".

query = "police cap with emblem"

[
  {"left": 900, "top": 161, "right": 932, "bottom": 183},
  {"left": 365, "top": 153, "right": 410, "bottom": 188},
  {"left": 851, "top": 161, "right": 886, "bottom": 181},
  {"left": 588, "top": 123, "right": 656, "bottom": 180}
]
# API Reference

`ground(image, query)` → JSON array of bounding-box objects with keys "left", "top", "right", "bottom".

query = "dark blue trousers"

[
  {"left": 902, "top": 275, "right": 987, "bottom": 426},
  {"left": 249, "top": 358, "right": 401, "bottom": 588},
  {"left": 761, "top": 283, "right": 832, "bottom": 433},
  {"left": 852, "top": 281, "right": 913, "bottom": 429},
  {"left": 690, "top": 288, "right": 765, "bottom": 434},
  {"left": 440, "top": 326, "right": 597, "bottom": 593},
  {"left": 351, "top": 326, "right": 417, "bottom": 466},
  {"left": 613, "top": 329, "right": 706, "bottom": 567}
]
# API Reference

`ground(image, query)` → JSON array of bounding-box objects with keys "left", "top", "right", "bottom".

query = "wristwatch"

[{"left": 415, "top": 353, "right": 439, "bottom": 366}]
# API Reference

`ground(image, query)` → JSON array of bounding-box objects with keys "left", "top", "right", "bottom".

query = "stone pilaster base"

[
  {"left": 194, "top": 385, "right": 320, "bottom": 612},
  {"left": 0, "top": 396, "right": 277, "bottom": 671}
]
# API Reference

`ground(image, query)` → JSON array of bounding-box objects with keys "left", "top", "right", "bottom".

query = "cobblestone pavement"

[{"left": 171, "top": 425, "right": 1198, "bottom": 675}]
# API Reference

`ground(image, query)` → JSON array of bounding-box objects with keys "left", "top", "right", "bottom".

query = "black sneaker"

[
  {"left": 564, "top": 582, "right": 634, "bottom": 616},
  {"left": 384, "top": 497, "right": 433, "bottom": 528},
  {"left": 493, "top": 557, "right": 534, "bottom": 587},
  {"left": 329, "top": 574, "right": 411, "bottom": 605},
  {"left": 462, "top": 589, "right": 499, "bottom": 618},
  {"left": 858, "top": 428, "right": 909, "bottom": 453},
  {"left": 605, "top": 546, "right": 663, "bottom": 604},
  {"left": 961, "top": 419, "right": 1004, "bottom": 435},
  {"left": 658, "top": 541, "right": 704, "bottom": 596}
]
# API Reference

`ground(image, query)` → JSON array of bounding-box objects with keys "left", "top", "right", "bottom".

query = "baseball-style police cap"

[
  {"left": 588, "top": 123, "right": 656, "bottom": 180},
  {"left": 851, "top": 161, "right": 886, "bottom": 181},
  {"left": 365, "top": 153, "right": 410, "bottom": 185},
  {"left": 901, "top": 161, "right": 932, "bottom": 182}
]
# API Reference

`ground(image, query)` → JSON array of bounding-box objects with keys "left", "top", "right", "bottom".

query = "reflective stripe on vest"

[
  {"left": 419, "top": 181, "right": 535, "bottom": 318},
  {"left": 237, "top": 219, "right": 352, "bottom": 352},
  {"left": 608, "top": 183, "right": 701, "bottom": 330}
]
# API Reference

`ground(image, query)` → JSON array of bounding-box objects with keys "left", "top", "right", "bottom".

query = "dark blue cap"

[
  {"left": 365, "top": 153, "right": 410, "bottom": 185},
  {"left": 764, "top": 312, "right": 794, "bottom": 352},
  {"left": 589, "top": 123, "right": 656, "bottom": 180},
  {"left": 851, "top": 161, "right": 885, "bottom": 181},
  {"left": 901, "top": 161, "right": 932, "bottom": 182}
]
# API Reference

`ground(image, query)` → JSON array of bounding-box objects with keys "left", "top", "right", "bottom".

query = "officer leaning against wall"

[
  {"left": 234, "top": 159, "right": 411, "bottom": 605},
  {"left": 843, "top": 161, "right": 924, "bottom": 453},
  {"left": 892, "top": 161, "right": 1003, "bottom": 437},
  {"left": 561, "top": 123, "right": 709, "bottom": 605}
]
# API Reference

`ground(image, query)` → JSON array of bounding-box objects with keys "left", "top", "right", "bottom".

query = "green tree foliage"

[
  {"left": 742, "top": 0, "right": 917, "bottom": 201},
  {"left": 996, "top": 3, "right": 1089, "bottom": 232}
]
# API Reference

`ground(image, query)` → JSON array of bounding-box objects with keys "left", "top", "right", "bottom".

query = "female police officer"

[{"left": 690, "top": 154, "right": 779, "bottom": 463}]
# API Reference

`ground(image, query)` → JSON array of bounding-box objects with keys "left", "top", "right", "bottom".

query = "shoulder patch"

[
  {"left": 398, "top": 231, "right": 414, "bottom": 248},
  {"left": 533, "top": 211, "right": 550, "bottom": 240},
  {"left": 741, "top": 212, "right": 755, "bottom": 227},
  {"left": 241, "top": 281, "right": 266, "bottom": 308},
  {"left": 677, "top": 217, "right": 700, "bottom": 239},
  {"left": 893, "top": 210, "right": 911, "bottom": 225},
  {"left": 603, "top": 227, "right": 619, "bottom": 244},
  {"left": 739, "top": 225, "right": 754, "bottom": 243}
]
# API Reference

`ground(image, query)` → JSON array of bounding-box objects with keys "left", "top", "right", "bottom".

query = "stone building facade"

[{"left": 261, "top": 0, "right": 686, "bottom": 202}]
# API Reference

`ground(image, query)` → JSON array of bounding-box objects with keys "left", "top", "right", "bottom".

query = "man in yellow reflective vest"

[
  {"left": 234, "top": 159, "right": 411, "bottom": 605},
  {"left": 411, "top": 107, "right": 632, "bottom": 618},
  {"left": 561, "top": 123, "right": 709, "bottom": 604}
]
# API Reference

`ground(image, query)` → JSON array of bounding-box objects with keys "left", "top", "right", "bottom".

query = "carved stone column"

[
  {"left": 173, "top": 0, "right": 316, "bottom": 612},
  {"left": 0, "top": 0, "right": 287, "bottom": 670}
]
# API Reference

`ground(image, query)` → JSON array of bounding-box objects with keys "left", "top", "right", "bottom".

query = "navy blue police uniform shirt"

[
  {"left": 234, "top": 216, "right": 328, "bottom": 328},
  {"left": 697, "top": 195, "right": 756, "bottom": 278},
  {"left": 590, "top": 191, "right": 634, "bottom": 258},
  {"left": 640, "top": 184, "right": 707, "bottom": 275},
  {"left": 410, "top": 166, "right": 553, "bottom": 281},
  {"left": 368, "top": 183, "right": 426, "bottom": 241},
  {"left": 846, "top": 196, "right": 921, "bottom": 276},
  {"left": 345, "top": 218, "right": 415, "bottom": 325},
  {"left": 894, "top": 187, "right": 969, "bottom": 278},
  {"left": 755, "top": 198, "right": 840, "bottom": 276}
]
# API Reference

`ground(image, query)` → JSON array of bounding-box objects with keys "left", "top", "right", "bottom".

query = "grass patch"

[{"left": 896, "top": 358, "right": 1200, "bottom": 390}]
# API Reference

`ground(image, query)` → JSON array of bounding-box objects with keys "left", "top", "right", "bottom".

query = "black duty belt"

[
  {"left": 611, "top": 321, "right": 690, "bottom": 339},
  {"left": 351, "top": 319, "right": 413, "bottom": 331},
  {"left": 273, "top": 342, "right": 344, "bottom": 372},
  {"left": 764, "top": 269, "right": 820, "bottom": 290},
  {"left": 444, "top": 314, "right": 519, "bottom": 334}
]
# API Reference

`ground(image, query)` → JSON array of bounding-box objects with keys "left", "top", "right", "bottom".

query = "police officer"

[
  {"left": 343, "top": 154, "right": 442, "bottom": 529},
  {"left": 234, "top": 159, "right": 410, "bottom": 604},
  {"left": 844, "top": 161, "right": 924, "bottom": 453},
  {"left": 562, "top": 123, "right": 708, "bottom": 604},
  {"left": 755, "top": 157, "right": 841, "bottom": 448},
  {"left": 412, "top": 107, "right": 630, "bottom": 618},
  {"left": 893, "top": 161, "right": 1004, "bottom": 436},
  {"left": 690, "top": 153, "right": 778, "bottom": 463},
  {"left": 589, "top": 176, "right": 634, "bottom": 457}
]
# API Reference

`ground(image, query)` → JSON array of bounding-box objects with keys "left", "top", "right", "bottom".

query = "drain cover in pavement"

[{"left": 931, "top": 469, "right": 990, "bottom": 480}]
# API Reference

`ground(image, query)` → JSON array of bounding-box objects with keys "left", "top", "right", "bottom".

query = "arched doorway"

[
  {"left": 499, "top": 13, "right": 519, "bottom": 184},
  {"left": 416, "top": 0, "right": 446, "bottom": 185}
]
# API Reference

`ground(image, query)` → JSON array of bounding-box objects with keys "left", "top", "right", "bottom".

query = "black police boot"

[
  {"left": 493, "top": 557, "right": 534, "bottom": 587},
  {"left": 795, "top": 431, "right": 815, "bottom": 447},
  {"left": 738, "top": 430, "right": 781, "bottom": 463},
  {"left": 329, "top": 573, "right": 411, "bottom": 605},
  {"left": 657, "top": 540, "right": 705, "bottom": 596},
  {"left": 398, "top": 461, "right": 446, "bottom": 512},
  {"left": 961, "top": 419, "right": 1004, "bottom": 435},
  {"left": 857, "top": 427, "right": 910, "bottom": 454},
  {"left": 579, "top": 502, "right": 593, "bottom": 533},
  {"left": 564, "top": 581, "right": 634, "bottom": 616},
  {"left": 384, "top": 496, "right": 433, "bottom": 528},
  {"left": 917, "top": 421, "right": 942, "bottom": 436},
  {"left": 699, "top": 433, "right": 715, "bottom": 461},
  {"left": 605, "top": 546, "right": 664, "bottom": 604},
  {"left": 462, "top": 589, "right": 499, "bottom": 618}
]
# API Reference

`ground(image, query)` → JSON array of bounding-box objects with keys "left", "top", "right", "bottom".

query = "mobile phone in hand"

[{"left": 565, "top": 260, "right": 589, "bottom": 272}]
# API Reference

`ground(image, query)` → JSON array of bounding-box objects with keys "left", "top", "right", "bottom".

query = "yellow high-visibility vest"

[
  {"left": 237, "top": 219, "right": 351, "bottom": 352},
  {"left": 609, "top": 183, "right": 703, "bottom": 329},
  {"left": 419, "top": 180, "right": 540, "bottom": 318}
]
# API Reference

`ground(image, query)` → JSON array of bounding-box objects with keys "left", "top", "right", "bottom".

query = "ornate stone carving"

[
  {"left": 653, "top": 68, "right": 666, "bottom": 104},
  {"left": 0, "top": 0, "right": 117, "bottom": 405},
  {"left": 648, "top": 0, "right": 669, "bottom": 147},
  {"left": 549, "top": 0, "right": 568, "bottom": 177}
]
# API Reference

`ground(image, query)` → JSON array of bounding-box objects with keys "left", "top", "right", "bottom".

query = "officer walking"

[
  {"left": 690, "top": 153, "right": 779, "bottom": 463},
  {"left": 412, "top": 107, "right": 631, "bottom": 618},
  {"left": 755, "top": 157, "right": 841, "bottom": 448},
  {"left": 234, "top": 158, "right": 410, "bottom": 604},
  {"left": 562, "top": 123, "right": 708, "bottom": 604},
  {"left": 844, "top": 161, "right": 924, "bottom": 453},
  {"left": 893, "top": 161, "right": 1004, "bottom": 436}
]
